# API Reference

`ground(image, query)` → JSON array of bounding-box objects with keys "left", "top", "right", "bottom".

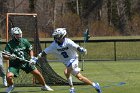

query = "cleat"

[
  {"left": 69, "top": 88, "right": 75, "bottom": 93},
  {"left": 6, "top": 85, "right": 14, "bottom": 93},
  {"left": 94, "top": 83, "right": 102, "bottom": 93},
  {"left": 2, "top": 76, "right": 7, "bottom": 87},
  {"left": 41, "top": 85, "right": 54, "bottom": 91}
]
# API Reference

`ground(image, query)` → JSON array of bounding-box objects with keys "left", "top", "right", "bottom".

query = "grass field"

[{"left": 0, "top": 61, "right": 140, "bottom": 93}]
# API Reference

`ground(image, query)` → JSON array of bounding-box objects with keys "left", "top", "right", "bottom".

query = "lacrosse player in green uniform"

[{"left": 3, "top": 27, "right": 53, "bottom": 93}]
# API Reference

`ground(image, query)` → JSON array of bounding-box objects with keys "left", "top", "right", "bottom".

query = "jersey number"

[
  {"left": 61, "top": 52, "right": 69, "bottom": 58},
  {"left": 18, "top": 51, "right": 25, "bottom": 59}
]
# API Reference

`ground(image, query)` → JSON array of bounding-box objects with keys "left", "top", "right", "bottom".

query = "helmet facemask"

[
  {"left": 13, "top": 34, "right": 22, "bottom": 42},
  {"left": 53, "top": 34, "right": 65, "bottom": 44}
]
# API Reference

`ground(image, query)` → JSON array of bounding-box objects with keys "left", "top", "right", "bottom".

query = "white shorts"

[{"left": 65, "top": 58, "right": 81, "bottom": 76}]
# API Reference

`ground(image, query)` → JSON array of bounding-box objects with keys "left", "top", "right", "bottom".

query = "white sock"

[
  {"left": 68, "top": 76, "right": 73, "bottom": 87},
  {"left": 92, "top": 82, "right": 96, "bottom": 87}
]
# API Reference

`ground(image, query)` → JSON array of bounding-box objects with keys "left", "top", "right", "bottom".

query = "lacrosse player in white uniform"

[
  {"left": 31, "top": 28, "right": 102, "bottom": 93},
  {"left": 0, "top": 51, "right": 7, "bottom": 86}
]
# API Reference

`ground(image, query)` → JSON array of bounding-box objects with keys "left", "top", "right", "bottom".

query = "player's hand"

[
  {"left": 10, "top": 54, "right": 17, "bottom": 60},
  {"left": 82, "top": 48, "right": 87, "bottom": 55},
  {"left": 78, "top": 47, "right": 87, "bottom": 55},
  {"left": 29, "top": 56, "right": 38, "bottom": 65}
]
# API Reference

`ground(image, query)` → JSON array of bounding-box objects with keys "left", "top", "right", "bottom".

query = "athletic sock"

[
  {"left": 92, "top": 82, "right": 96, "bottom": 87},
  {"left": 68, "top": 76, "right": 73, "bottom": 87}
]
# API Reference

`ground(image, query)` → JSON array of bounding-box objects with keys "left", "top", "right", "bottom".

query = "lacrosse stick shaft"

[
  {"left": 2, "top": 51, "right": 30, "bottom": 63},
  {"left": 2, "top": 51, "right": 43, "bottom": 69},
  {"left": 2, "top": 51, "right": 49, "bottom": 76},
  {"left": 81, "top": 41, "right": 85, "bottom": 71}
]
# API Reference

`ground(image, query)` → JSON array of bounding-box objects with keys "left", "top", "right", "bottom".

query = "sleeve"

[
  {"left": 68, "top": 38, "right": 80, "bottom": 49},
  {"left": 4, "top": 43, "right": 12, "bottom": 53},
  {"left": 24, "top": 39, "right": 33, "bottom": 51},
  {"left": 43, "top": 43, "right": 55, "bottom": 54}
]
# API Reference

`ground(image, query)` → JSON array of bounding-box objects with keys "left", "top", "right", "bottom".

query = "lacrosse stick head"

[
  {"left": 52, "top": 28, "right": 67, "bottom": 44},
  {"left": 11, "top": 27, "right": 22, "bottom": 43}
]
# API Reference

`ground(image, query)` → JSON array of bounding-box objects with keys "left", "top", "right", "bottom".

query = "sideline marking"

[{"left": 102, "top": 82, "right": 126, "bottom": 88}]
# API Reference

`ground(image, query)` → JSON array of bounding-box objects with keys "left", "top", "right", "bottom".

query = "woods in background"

[{"left": 1, "top": 0, "right": 140, "bottom": 38}]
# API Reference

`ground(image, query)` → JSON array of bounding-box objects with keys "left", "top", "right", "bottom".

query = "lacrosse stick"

[
  {"left": 81, "top": 42, "right": 85, "bottom": 71},
  {"left": 2, "top": 51, "right": 42, "bottom": 68},
  {"left": 2, "top": 51, "right": 30, "bottom": 63},
  {"left": 81, "top": 29, "right": 90, "bottom": 71},
  {"left": 2, "top": 51, "right": 50, "bottom": 79}
]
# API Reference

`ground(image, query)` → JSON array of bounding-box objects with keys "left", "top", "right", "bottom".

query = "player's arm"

[
  {"left": 29, "top": 50, "right": 38, "bottom": 65},
  {"left": 3, "top": 53, "right": 17, "bottom": 60},
  {"left": 37, "top": 45, "right": 54, "bottom": 58},
  {"left": 2, "top": 49, "right": 18, "bottom": 60},
  {"left": 68, "top": 38, "right": 87, "bottom": 54},
  {"left": 29, "top": 51, "right": 47, "bottom": 65},
  {"left": 3, "top": 54, "right": 10, "bottom": 60},
  {"left": 29, "top": 50, "right": 34, "bottom": 58},
  {"left": 3, "top": 44, "right": 16, "bottom": 60}
]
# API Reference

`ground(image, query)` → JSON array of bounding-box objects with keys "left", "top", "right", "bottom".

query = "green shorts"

[{"left": 8, "top": 63, "right": 36, "bottom": 77}]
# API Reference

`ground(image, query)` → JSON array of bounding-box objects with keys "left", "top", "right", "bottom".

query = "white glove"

[
  {"left": 10, "top": 54, "right": 17, "bottom": 60},
  {"left": 37, "top": 52, "right": 42, "bottom": 58},
  {"left": 29, "top": 57, "right": 38, "bottom": 65},
  {"left": 79, "top": 47, "right": 87, "bottom": 55}
]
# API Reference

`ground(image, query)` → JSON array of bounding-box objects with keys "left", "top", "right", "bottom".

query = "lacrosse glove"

[
  {"left": 10, "top": 54, "right": 17, "bottom": 60},
  {"left": 78, "top": 47, "right": 87, "bottom": 55},
  {"left": 29, "top": 56, "right": 38, "bottom": 65},
  {"left": 37, "top": 52, "right": 42, "bottom": 58}
]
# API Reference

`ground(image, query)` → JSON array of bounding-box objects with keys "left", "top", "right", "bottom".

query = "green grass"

[
  {"left": 1, "top": 36, "right": 140, "bottom": 92},
  {"left": 0, "top": 61, "right": 140, "bottom": 93}
]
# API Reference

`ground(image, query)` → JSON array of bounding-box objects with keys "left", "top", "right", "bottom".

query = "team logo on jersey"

[
  {"left": 57, "top": 47, "right": 69, "bottom": 51},
  {"left": 14, "top": 47, "right": 26, "bottom": 52}
]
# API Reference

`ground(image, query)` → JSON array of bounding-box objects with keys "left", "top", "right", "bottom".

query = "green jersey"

[{"left": 4, "top": 38, "right": 33, "bottom": 67}]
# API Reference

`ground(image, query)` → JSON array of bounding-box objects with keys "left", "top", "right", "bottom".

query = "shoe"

[
  {"left": 94, "top": 83, "right": 102, "bottom": 93},
  {"left": 2, "top": 76, "right": 8, "bottom": 87},
  {"left": 6, "top": 85, "right": 14, "bottom": 93},
  {"left": 41, "top": 85, "right": 54, "bottom": 91},
  {"left": 69, "top": 87, "right": 75, "bottom": 93}
]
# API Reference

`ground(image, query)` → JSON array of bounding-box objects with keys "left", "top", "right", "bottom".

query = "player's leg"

[
  {"left": 64, "top": 67, "right": 75, "bottom": 93},
  {"left": 71, "top": 59, "right": 102, "bottom": 93},
  {"left": 75, "top": 73, "right": 101, "bottom": 93},
  {"left": 0, "top": 65, "right": 7, "bottom": 86},
  {"left": 29, "top": 67, "right": 53, "bottom": 91},
  {"left": 64, "top": 68, "right": 75, "bottom": 93},
  {"left": 6, "top": 67, "right": 17, "bottom": 93},
  {"left": 0, "top": 52, "right": 7, "bottom": 86}
]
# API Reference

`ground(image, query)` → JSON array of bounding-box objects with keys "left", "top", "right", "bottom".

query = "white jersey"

[{"left": 43, "top": 38, "right": 80, "bottom": 66}]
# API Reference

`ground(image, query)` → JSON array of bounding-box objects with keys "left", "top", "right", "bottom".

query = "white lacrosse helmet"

[
  {"left": 52, "top": 28, "right": 67, "bottom": 40},
  {"left": 11, "top": 27, "right": 22, "bottom": 42}
]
